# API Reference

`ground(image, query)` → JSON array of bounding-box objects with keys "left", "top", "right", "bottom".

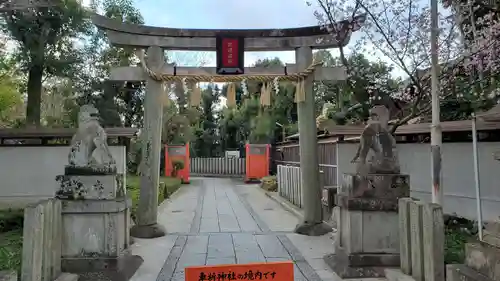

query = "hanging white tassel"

[
  {"left": 182, "top": 77, "right": 189, "bottom": 96},
  {"left": 241, "top": 79, "right": 249, "bottom": 96},
  {"left": 273, "top": 77, "right": 280, "bottom": 95}
]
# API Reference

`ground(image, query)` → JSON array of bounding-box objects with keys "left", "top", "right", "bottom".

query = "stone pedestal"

[
  {"left": 322, "top": 186, "right": 337, "bottom": 224},
  {"left": 447, "top": 223, "right": 500, "bottom": 281},
  {"left": 0, "top": 270, "right": 17, "bottom": 281},
  {"left": 56, "top": 167, "right": 142, "bottom": 280},
  {"left": 56, "top": 174, "right": 122, "bottom": 200},
  {"left": 324, "top": 173, "right": 409, "bottom": 278}
]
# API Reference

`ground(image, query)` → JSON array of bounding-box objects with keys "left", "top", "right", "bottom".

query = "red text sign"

[
  {"left": 216, "top": 36, "right": 244, "bottom": 75},
  {"left": 185, "top": 261, "right": 294, "bottom": 281},
  {"left": 221, "top": 38, "right": 239, "bottom": 68}
]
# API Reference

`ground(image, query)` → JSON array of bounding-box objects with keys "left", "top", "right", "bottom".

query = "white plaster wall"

[
  {"left": 337, "top": 142, "right": 500, "bottom": 221},
  {"left": 0, "top": 146, "right": 126, "bottom": 208}
]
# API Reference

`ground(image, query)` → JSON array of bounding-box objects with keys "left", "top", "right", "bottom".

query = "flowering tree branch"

[{"left": 310, "top": 0, "right": 500, "bottom": 131}]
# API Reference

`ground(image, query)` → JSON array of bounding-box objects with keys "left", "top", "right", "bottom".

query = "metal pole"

[
  {"left": 276, "top": 122, "right": 286, "bottom": 142},
  {"left": 430, "top": 0, "right": 443, "bottom": 204},
  {"left": 471, "top": 114, "right": 483, "bottom": 241}
]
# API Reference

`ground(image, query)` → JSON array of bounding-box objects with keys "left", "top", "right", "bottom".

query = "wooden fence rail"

[
  {"left": 277, "top": 165, "right": 302, "bottom": 208},
  {"left": 275, "top": 160, "right": 338, "bottom": 187},
  {"left": 190, "top": 157, "right": 245, "bottom": 177},
  {"left": 397, "top": 198, "right": 445, "bottom": 281},
  {"left": 22, "top": 199, "right": 62, "bottom": 281}
]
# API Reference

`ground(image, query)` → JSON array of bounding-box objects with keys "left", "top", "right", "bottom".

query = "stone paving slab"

[
  {"left": 129, "top": 177, "right": 386, "bottom": 281},
  {"left": 129, "top": 235, "right": 178, "bottom": 281},
  {"left": 207, "top": 233, "right": 235, "bottom": 258},
  {"left": 183, "top": 236, "right": 208, "bottom": 255},
  {"left": 206, "top": 257, "right": 237, "bottom": 265},
  {"left": 255, "top": 235, "right": 291, "bottom": 258},
  {"left": 158, "top": 182, "right": 200, "bottom": 234},
  {"left": 232, "top": 182, "right": 298, "bottom": 232}
]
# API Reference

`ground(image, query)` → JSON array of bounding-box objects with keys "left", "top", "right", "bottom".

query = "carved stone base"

[
  {"left": 65, "top": 165, "right": 117, "bottom": 175},
  {"left": 61, "top": 198, "right": 132, "bottom": 258},
  {"left": 323, "top": 248, "right": 399, "bottom": 278},
  {"left": 62, "top": 253, "right": 143, "bottom": 281},
  {"left": 325, "top": 208, "right": 400, "bottom": 278},
  {"left": 130, "top": 223, "right": 166, "bottom": 239},
  {"left": 465, "top": 242, "right": 500, "bottom": 280},
  {"left": 0, "top": 270, "right": 17, "bottom": 281},
  {"left": 335, "top": 207, "right": 399, "bottom": 253},
  {"left": 294, "top": 221, "right": 332, "bottom": 236},
  {"left": 445, "top": 241, "right": 500, "bottom": 281},
  {"left": 336, "top": 195, "right": 399, "bottom": 211},
  {"left": 56, "top": 174, "right": 122, "bottom": 200},
  {"left": 446, "top": 264, "right": 494, "bottom": 281},
  {"left": 324, "top": 172, "right": 408, "bottom": 278},
  {"left": 340, "top": 173, "right": 410, "bottom": 200}
]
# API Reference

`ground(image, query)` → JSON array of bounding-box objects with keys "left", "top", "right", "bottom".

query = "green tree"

[
  {"left": 161, "top": 99, "right": 201, "bottom": 145},
  {"left": 0, "top": 37, "right": 23, "bottom": 127},
  {"left": 191, "top": 85, "right": 221, "bottom": 157},
  {"left": 2, "top": 0, "right": 91, "bottom": 126},
  {"left": 219, "top": 57, "right": 298, "bottom": 148},
  {"left": 76, "top": 0, "right": 144, "bottom": 127},
  {"left": 322, "top": 53, "right": 403, "bottom": 123},
  {"left": 0, "top": 75, "right": 22, "bottom": 126},
  {"left": 40, "top": 78, "right": 79, "bottom": 127}
]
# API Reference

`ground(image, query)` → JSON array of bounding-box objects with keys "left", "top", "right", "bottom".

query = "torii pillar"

[
  {"left": 131, "top": 45, "right": 167, "bottom": 238},
  {"left": 293, "top": 46, "right": 331, "bottom": 235}
]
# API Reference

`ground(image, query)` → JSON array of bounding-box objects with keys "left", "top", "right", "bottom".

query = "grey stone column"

[
  {"left": 131, "top": 45, "right": 166, "bottom": 238},
  {"left": 294, "top": 46, "right": 331, "bottom": 236}
]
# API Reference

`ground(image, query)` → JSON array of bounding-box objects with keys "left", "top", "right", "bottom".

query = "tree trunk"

[{"left": 26, "top": 64, "right": 44, "bottom": 127}]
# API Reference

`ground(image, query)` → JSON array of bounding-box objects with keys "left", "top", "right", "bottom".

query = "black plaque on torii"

[{"left": 216, "top": 35, "right": 245, "bottom": 75}]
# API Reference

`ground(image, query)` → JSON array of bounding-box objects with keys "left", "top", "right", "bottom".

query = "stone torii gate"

[{"left": 92, "top": 14, "right": 364, "bottom": 238}]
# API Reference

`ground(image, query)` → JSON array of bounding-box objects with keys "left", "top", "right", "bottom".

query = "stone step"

[
  {"left": 0, "top": 270, "right": 17, "bottom": 281},
  {"left": 464, "top": 242, "right": 500, "bottom": 280},
  {"left": 483, "top": 230, "right": 500, "bottom": 248},
  {"left": 484, "top": 221, "right": 500, "bottom": 233},
  {"left": 55, "top": 273, "right": 79, "bottom": 281},
  {"left": 446, "top": 264, "right": 493, "bottom": 281},
  {"left": 384, "top": 268, "right": 415, "bottom": 281}
]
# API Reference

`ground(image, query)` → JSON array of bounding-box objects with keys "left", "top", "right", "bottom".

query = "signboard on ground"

[
  {"left": 168, "top": 146, "right": 186, "bottom": 156},
  {"left": 225, "top": 150, "right": 240, "bottom": 158},
  {"left": 185, "top": 261, "right": 293, "bottom": 281}
]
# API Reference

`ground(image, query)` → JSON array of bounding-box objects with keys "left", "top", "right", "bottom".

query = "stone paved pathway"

[{"left": 128, "top": 178, "right": 384, "bottom": 281}]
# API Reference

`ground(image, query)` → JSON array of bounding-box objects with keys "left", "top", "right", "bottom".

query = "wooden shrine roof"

[
  {"left": 286, "top": 119, "right": 500, "bottom": 140},
  {"left": 0, "top": 127, "right": 139, "bottom": 139}
]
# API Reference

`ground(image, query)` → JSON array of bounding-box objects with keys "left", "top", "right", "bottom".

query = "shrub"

[
  {"left": 171, "top": 159, "right": 185, "bottom": 177},
  {"left": 260, "top": 176, "right": 278, "bottom": 192},
  {"left": 444, "top": 214, "right": 477, "bottom": 264},
  {"left": 0, "top": 209, "right": 24, "bottom": 233},
  {"left": 0, "top": 209, "right": 24, "bottom": 273},
  {"left": 126, "top": 176, "right": 182, "bottom": 222}
]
